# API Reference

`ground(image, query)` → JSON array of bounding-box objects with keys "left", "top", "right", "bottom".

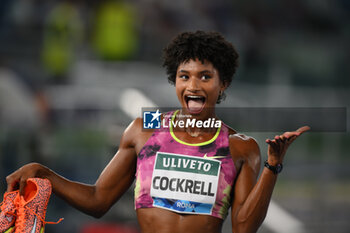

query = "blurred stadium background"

[{"left": 0, "top": 0, "right": 349, "bottom": 232}]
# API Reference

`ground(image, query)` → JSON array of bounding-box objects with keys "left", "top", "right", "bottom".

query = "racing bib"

[{"left": 150, "top": 152, "right": 221, "bottom": 215}]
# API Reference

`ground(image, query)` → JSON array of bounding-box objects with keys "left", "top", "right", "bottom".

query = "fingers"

[
  {"left": 5, "top": 163, "right": 41, "bottom": 195},
  {"left": 265, "top": 126, "right": 309, "bottom": 161},
  {"left": 266, "top": 135, "right": 289, "bottom": 145},
  {"left": 266, "top": 135, "right": 285, "bottom": 153},
  {"left": 277, "top": 126, "right": 311, "bottom": 140},
  {"left": 266, "top": 133, "right": 294, "bottom": 153},
  {"left": 265, "top": 126, "right": 310, "bottom": 155},
  {"left": 296, "top": 126, "right": 311, "bottom": 134},
  {"left": 266, "top": 133, "right": 298, "bottom": 147},
  {"left": 19, "top": 178, "right": 27, "bottom": 196},
  {"left": 6, "top": 173, "right": 27, "bottom": 195},
  {"left": 6, "top": 175, "right": 17, "bottom": 193}
]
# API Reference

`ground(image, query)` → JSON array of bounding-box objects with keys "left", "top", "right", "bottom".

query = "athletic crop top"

[{"left": 134, "top": 111, "right": 237, "bottom": 219}]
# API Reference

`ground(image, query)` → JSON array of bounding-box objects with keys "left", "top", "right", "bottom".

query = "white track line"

[
  {"left": 118, "top": 88, "right": 306, "bottom": 233},
  {"left": 119, "top": 88, "right": 156, "bottom": 119},
  {"left": 265, "top": 201, "right": 306, "bottom": 233}
]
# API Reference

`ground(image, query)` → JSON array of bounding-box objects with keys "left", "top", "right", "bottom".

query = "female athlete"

[{"left": 6, "top": 31, "right": 309, "bottom": 233}]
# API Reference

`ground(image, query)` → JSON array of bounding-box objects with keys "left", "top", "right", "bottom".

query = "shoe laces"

[
  {"left": 0, "top": 199, "right": 16, "bottom": 222},
  {"left": 14, "top": 196, "right": 63, "bottom": 231}
]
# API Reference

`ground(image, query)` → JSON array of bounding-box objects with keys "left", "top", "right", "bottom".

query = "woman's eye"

[
  {"left": 201, "top": 75, "right": 211, "bottom": 80},
  {"left": 179, "top": 75, "right": 189, "bottom": 80}
]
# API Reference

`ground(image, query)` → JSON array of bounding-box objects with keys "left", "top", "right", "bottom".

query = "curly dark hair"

[{"left": 162, "top": 31, "right": 239, "bottom": 103}]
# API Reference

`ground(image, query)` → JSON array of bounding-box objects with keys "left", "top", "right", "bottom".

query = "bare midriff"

[{"left": 137, "top": 208, "right": 223, "bottom": 233}]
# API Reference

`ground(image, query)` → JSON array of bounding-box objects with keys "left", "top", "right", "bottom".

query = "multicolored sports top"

[{"left": 135, "top": 111, "right": 237, "bottom": 219}]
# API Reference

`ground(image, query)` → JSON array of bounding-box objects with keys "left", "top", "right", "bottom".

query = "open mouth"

[{"left": 185, "top": 95, "right": 206, "bottom": 114}]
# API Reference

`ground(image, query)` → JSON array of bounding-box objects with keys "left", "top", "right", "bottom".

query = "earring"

[{"left": 217, "top": 90, "right": 226, "bottom": 103}]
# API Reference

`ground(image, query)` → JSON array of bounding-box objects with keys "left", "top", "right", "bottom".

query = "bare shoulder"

[
  {"left": 122, "top": 117, "right": 142, "bottom": 145},
  {"left": 226, "top": 126, "right": 261, "bottom": 169},
  {"left": 229, "top": 133, "right": 259, "bottom": 152},
  {"left": 225, "top": 126, "right": 258, "bottom": 150},
  {"left": 122, "top": 117, "right": 154, "bottom": 153}
]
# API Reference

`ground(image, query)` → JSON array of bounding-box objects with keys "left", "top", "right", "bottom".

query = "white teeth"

[{"left": 187, "top": 95, "right": 203, "bottom": 99}]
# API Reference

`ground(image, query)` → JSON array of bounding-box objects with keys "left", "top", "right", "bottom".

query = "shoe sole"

[{"left": 4, "top": 226, "right": 14, "bottom": 233}]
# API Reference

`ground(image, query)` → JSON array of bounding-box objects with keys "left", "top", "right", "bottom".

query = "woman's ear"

[{"left": 221, "top": 80, "right": 228, "bottom": 91}]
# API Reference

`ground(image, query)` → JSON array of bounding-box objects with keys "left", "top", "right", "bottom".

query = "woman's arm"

[
  {"left": 6, "top": 118, "right": 143, "bottom": 218},
  {"left": 231, "top": 126, "right": 310, "bottom": 233}
]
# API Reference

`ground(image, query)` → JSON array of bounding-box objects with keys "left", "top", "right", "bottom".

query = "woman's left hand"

[{"left": 265, "top": 126, "right": 310, "bottom": 165}]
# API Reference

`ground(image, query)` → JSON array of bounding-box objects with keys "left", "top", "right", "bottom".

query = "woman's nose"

[{"left": 187, "top": 77, "right": 200, "bottom": 92}]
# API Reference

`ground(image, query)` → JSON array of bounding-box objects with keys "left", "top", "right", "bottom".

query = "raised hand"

[{"left": 265, "top": 126, "right": 310, "bottom": 165}]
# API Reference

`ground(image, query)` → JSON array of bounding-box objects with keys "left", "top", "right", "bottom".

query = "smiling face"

[{"left": 175, "top": 59, "right": 227, "bottom": 117}]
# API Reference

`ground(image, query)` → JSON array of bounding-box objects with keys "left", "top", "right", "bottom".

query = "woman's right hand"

[{"left": 6, "top": 162, "right": 48, "bottom": 195}]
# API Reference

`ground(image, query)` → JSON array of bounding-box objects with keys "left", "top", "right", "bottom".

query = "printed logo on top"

[
  {"left": 143, "top": 109, "right": 161, "bottom": 129},
  {"left": 142, "top": 109, "right": 222, "bottom": 130},
  {"left": 150, "top": 152, "right": 221, "bottom": 215}
]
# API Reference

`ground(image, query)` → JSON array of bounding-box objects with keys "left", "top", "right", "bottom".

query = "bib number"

[{"left": 150, "top": 152, "right": 221, "bottom": 215}]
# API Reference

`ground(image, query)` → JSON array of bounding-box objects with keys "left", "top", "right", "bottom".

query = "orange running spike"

[
  {"left": 13, "top": 178, "right": 62, "bottom": 233},
  {"left": 0, "top": 191, "right": 18, "bottom": 233}
]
